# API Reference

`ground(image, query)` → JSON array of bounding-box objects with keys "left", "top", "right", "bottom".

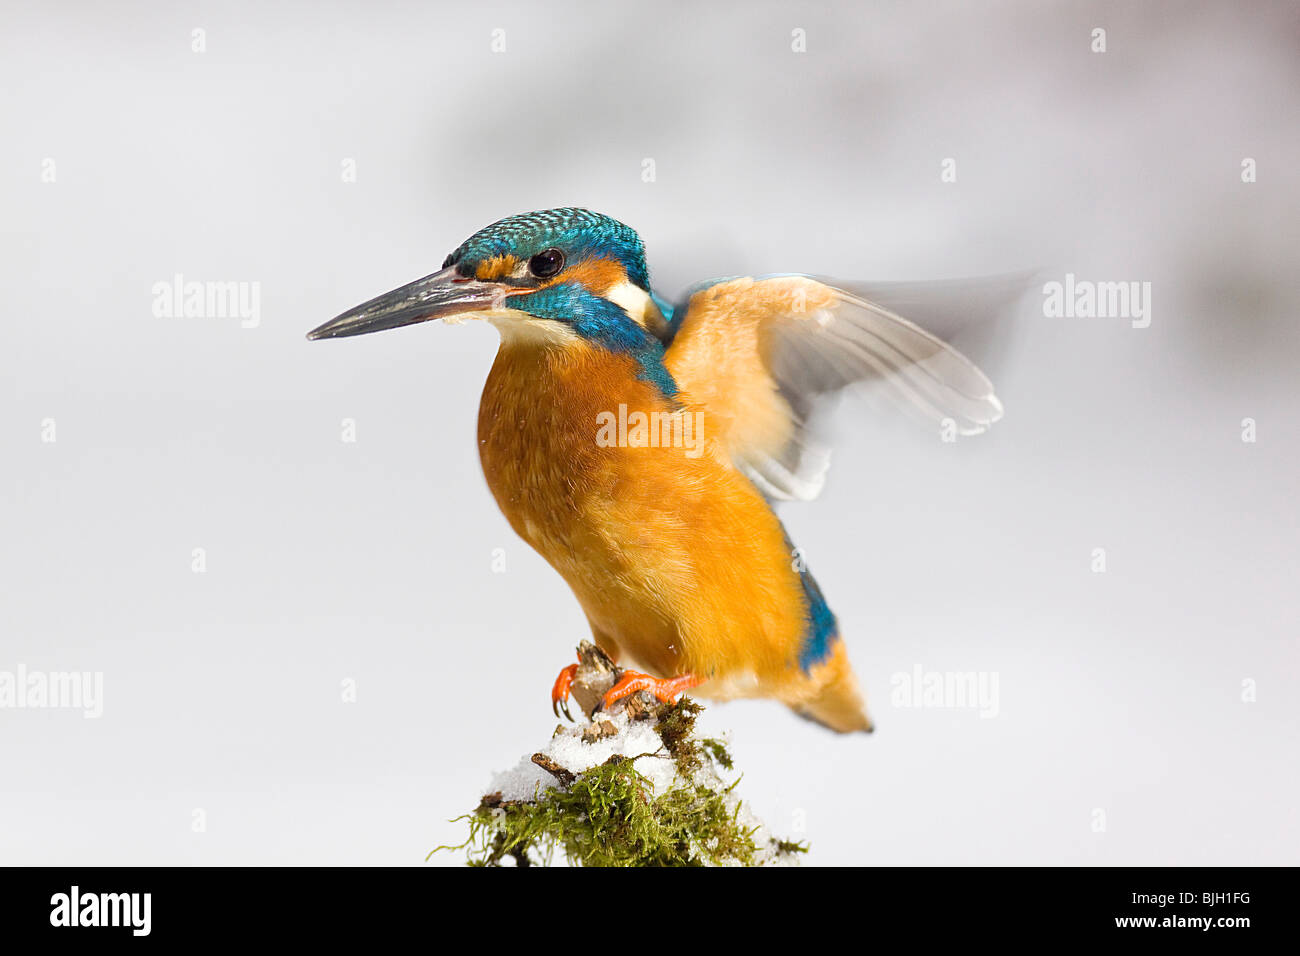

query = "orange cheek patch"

[
  {"left": 546, "top": 257, "right": 627, "bottom": 294},
  {"left": 475, "top": 255, "right": 522, "bottom": 281}
]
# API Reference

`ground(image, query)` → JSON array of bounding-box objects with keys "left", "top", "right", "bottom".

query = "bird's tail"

[{"left": 793, "top": 640, "right": 874, "bottom": 734}]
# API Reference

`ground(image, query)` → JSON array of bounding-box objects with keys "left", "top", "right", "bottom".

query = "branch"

[{"left": 434, "top": 642, "right": 809, "bottom": 867}]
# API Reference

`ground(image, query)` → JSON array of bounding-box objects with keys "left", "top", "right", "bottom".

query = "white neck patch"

[
  {"left": 605, "top": 281, "right": 668, "bottom": 337},
  {"left": 485, "top": 309, "right": 580, "bottom": 346}
]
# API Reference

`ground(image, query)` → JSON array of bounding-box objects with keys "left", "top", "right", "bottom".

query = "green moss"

[
  {"left": 651, "top": 698, "right": 735, "bottom": 775},
  {"left": 439, "top": 755, "right": 758, "bottom": 867},
  {"left": 655, "top": 698, "right": 704, "bottom": 775},
  {"left": 772, "top": 838, "right": 809, "bottom": 856},
  {"left": 700, "top": 737, "right": 734, "bottom": 771},
  {"left": 433, "top": 697, "right": 802, "bottom": 867}
]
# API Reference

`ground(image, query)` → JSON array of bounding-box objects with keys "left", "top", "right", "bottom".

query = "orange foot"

[
  {"left": 601, "top": 670, "right": 703, "bottom": 710},
  {"left": 551, "top": 663, "right": 579, "bottom": 721}
]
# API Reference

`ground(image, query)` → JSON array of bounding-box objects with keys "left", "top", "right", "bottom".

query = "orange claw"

[
  {"left": 601, "top": 670, "right": 703, "bottom": 710},
  {"left": 552, "top": 663, "right": 579, "bottom": 721}
]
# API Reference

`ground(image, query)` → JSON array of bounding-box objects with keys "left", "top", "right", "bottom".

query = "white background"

[{"left": 2, "top": 0, "right": 1297, "bottom": 865}]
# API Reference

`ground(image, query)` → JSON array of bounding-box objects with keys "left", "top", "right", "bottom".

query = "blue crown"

[{"left": 443, "top": 207, "right": 650, "bottom": 290}]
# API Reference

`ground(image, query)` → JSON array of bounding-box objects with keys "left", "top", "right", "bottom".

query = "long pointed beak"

[{"left": 306, "top": 266, "right": 508, "bottom": 341}]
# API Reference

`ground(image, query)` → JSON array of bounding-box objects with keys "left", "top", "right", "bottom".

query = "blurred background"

[{"left": 2, "top": 0, "right": 1297, "bottom": 865}]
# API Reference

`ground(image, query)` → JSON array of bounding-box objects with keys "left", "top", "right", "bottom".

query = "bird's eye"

[{"left": 529, "top": 248, "right": 565, "bottom": 279}]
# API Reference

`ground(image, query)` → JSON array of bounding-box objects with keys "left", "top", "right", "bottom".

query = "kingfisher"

[{"left": 308, "top": 208, "right": 1003, "bottom": 733}]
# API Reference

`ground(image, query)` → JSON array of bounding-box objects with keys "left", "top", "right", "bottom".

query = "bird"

[{"left": 307, "top": 207, "right": 1003, "bottom": 733}]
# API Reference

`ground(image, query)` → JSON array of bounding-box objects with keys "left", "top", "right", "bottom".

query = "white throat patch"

[
  {"left": 485, "top": 309, "right": 580, "bottom": 346},
  {"left": 605, "top": 281, "right": 668, "bottom": 337}
]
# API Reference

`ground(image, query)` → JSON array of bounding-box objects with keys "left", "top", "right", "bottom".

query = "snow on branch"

[{"left": 434, "top": 642, "right": 807, "bottom": 867}]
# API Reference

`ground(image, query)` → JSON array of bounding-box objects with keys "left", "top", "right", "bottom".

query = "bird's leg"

[
  {"left": 601, "top": 670, "right": 703, "bottom": 709},
  {"left": 551, "top": 663, "right": 579, "bottom": 721}
]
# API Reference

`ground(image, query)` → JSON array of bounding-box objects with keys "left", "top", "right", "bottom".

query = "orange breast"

[{"left": 476, "top": 337, "right": 811, "bottom": 690}]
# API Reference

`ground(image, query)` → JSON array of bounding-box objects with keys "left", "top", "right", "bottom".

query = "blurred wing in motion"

[{"left": 662, "top": 275, "right": 1006, "bottom": 501}]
